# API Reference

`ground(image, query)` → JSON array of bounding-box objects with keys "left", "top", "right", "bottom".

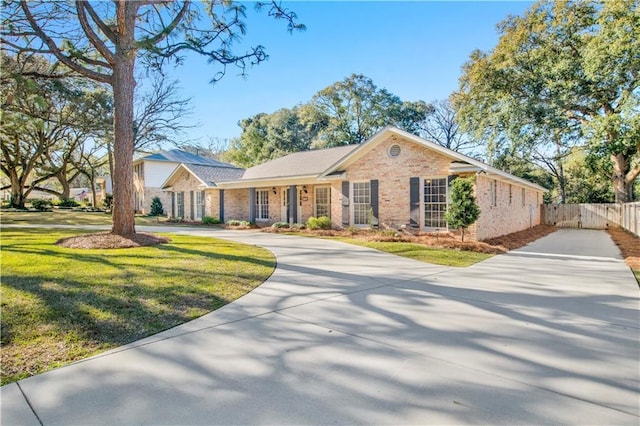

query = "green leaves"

[
  {"left": 445, "top": 177, "right": 480, "bottom": 241},
  {"left": 454, "top": 0, "right": 640, "bottom": 202}
]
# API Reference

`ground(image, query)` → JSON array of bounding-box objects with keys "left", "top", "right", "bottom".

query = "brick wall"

[
  {"left": 223, "top": 188, "right": 251, "bottom": 222},
  {"left": 473, "top": 175, "right": 543, "bottom": 240},
  {"left": 343, "top": 134, "right": 451, "bottom": 228},
  {"left": 142, "top": 187, "right": 171, "bottom": 216}
]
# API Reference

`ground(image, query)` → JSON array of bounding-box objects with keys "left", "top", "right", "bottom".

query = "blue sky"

[{"left": 159, "top": 1, "right": 532, "bottom": 145}]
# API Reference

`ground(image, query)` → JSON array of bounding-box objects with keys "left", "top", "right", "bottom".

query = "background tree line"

[{"left": 2, "top": 0, "right": 637, "bottom": 217}]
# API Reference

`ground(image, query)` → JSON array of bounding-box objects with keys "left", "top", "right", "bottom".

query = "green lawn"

[
  {"left": 336, "top": 238, "right": 493, "bottom": 267},
  {"left": 0, "top": 209, "right": 174, "bottom": 226},
  {"left": 0, "top": 228, "right": 274, "bottom": 385}
]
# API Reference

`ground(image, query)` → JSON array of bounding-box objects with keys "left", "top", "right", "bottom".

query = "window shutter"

[
  {"left": 190, "top": 191, "right": 195, "bottom": 220},
  {"left": 342, "top": 181, "right": 350, "bottom": 225},
  {"left": 370, "top": 179, "right": 379, "bottom": 227},
  {"left": 289, "top": 185, "right": 297, "bottom": 224},
  {"left": 409, "top": 177, "right": 420, "bottom": 228},
  {"left": 219, "top": 189, "right": 225, "bottom": 223},
  {"left": 249, "top": 188, "right": 256, "bottom": 223},
  {"left": 171, "top": 192, "right": 175, "bottom": 218}
]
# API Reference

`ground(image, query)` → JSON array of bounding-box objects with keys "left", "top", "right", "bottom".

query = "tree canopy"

[
  {"left": 2, "top": 0, "right": 302, "bottom": 236},
  {"left": 224, "top": 74, "right": 433, "bottom": 167},
  {"left": 453, "top": 0, "right": 640, "bottom": 202}
]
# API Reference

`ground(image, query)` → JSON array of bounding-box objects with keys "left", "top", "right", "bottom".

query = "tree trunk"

[
  {"left": 111, "top": 1, "right": 137, "bottom": 237},
  {"left": 612, "top": 152, "right": 631, "bottom": 203}
]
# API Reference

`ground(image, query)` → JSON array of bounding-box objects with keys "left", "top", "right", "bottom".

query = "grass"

[
  {"left": 0, "top": 209, "right": 168, "bottom": 226},
  {"left": 336, "top": 238, "right": 492, "bottom": 267},
  {"left": 0, "top": 228, "right": 275, "bottom": 385}
]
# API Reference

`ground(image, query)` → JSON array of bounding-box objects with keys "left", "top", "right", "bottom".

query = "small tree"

[
  {"left": 445, "top": 177, "right": 480, "bottom": 242},
  {"left": 150, "top": 197, "right": 164, "bottom": 217}
]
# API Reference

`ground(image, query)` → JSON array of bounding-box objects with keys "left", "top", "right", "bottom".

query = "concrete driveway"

[{"left": 2, "top": 228, "right": 638, "bottom": 425}]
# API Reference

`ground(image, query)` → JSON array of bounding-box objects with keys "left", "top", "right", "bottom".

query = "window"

[
  {"left": 256, "top": 189, "right": 269, "bottom": 220},
  {"left": 489, "top": 180, "right": 497, "bottom": 207},
  {"left": 315, "top": 187, "right": 331, "bottom": 218},
  {"left": 195, "top": 191, "right": 205, "bottom": 219},
  {"left": 352, "top": 182, "right": 371, "bottom": 225},
  {"left": 424, "top": 177, "right": 448, "bottom": 228},
  {"left": 176, "top": 192, "right": 184, "bottom": 218},
  {"left": 521, "top": 188, "right": 526, "bottom": 207}
]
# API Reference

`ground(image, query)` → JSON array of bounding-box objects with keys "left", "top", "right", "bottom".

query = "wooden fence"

[{"left": 542, "top": 203, "right": 640, "bottom": 236}]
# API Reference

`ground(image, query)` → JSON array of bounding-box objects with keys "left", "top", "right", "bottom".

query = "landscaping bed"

[{"left": 607, "top": 228, "right": 640, "bottom": 283}]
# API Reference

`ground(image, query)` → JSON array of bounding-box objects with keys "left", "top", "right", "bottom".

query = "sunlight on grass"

[
  {"left": 336, "top": 238, "right": 493, "bottom": 267},
  {"left": 0, "top": 210, "right": 171, "bottom": 226},
  {"left": 0, "top": 228, "right": 274, "bottom": 385}
]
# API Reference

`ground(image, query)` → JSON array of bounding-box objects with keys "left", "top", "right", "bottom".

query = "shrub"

[
  {"left": 202, "top": 216, "right": 221, "bottom": 225},
  {"left": 307, "top": 216, "right": 332, "bottom": 230},
  {"left": 445, "top": 177, "right": 480, "bottom": 242},
  {"left": 291, "top": 223, "right": 306, "bottom": 230},
  {"left": 103, "top": 194, "right": 113, "bottom": 210},
  {"left": 150, "top": 197, "right": 164, "bottom": 216},
  {"left": 31, "top": 199, "right": 53, "bottom": 211},
  {"left": 226, "top": 219, "right": 241, "bottom": 226},
  {"left": 239, "top": 220, "right": 251, "bottom": 227},
  {"left": 57, "top": 198, "right": 79, "bottom": 208},
  {"left": 271, "top": 222, "right": 290, "bottom": 229}
]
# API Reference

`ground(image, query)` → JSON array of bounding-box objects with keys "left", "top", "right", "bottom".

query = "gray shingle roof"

[
  {"left": 241, "top": 145, "right": 358, "bottom": 180},
  {"left": 143, "top": 149, "right": 237, "bottom": 168},
  {"left": 183, "top": 164, "right": 245, "bottom": 186}
]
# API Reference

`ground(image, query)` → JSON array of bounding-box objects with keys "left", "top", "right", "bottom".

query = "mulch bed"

[
  {"left": 607, "top": 228, "right": 640, "bottom": 271},
  {"left": 264, "top": 224, "right": 557, "bottom": 255},
  {"left": 56, "top": 232, "right": 170, "bottom": 249}
]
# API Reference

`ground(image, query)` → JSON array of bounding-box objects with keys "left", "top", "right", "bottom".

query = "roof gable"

[{"left": 161, "top": 163, "right": 245, "bottom": 189}]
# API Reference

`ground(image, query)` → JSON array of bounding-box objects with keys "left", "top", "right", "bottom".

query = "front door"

[{"left": 281, "top": 188, "right": 289, "bottom": 222}]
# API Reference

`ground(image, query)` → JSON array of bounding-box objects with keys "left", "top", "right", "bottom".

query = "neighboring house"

[
  {"left": 161, "top": 127, "right": 546, "bottom": 240},
  {"left": 133, "top": 149, "right": 241, "bottom": 214}
]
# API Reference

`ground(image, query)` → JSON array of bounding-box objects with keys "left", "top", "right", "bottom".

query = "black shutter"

[
  {"left": 410, "top": 177, "right": 420, "bottom": 228},
  {"left": 289, "top": 185, "right": 297, "bottom": 224},
  {"left": 171, "top": 192, "right": 175, "bottom": 218},
  {"left": 249, "top": 188, "right": 256, "bottom": 223},
  {"left": 370, "top": 179, "right": 379, "bottom": 227},
  {"left": 219, "top": 189, "right": 225, "bottom": 223},
  {"left": 190, "top": 191, "right": 195, "bottom": 220},
  {"left": 342, "top": 181, "right": 350, "bottom": 225}
]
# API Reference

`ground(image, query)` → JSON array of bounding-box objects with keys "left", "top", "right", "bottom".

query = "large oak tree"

[
  {"left": 2, "top": 0, "right": 301, "bottom": 236},
  {"left": 454, "top": 0, "right": 639, "bottom": 202}
]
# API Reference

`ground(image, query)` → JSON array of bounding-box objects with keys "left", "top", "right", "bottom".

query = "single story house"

[
  {"left": 160, "top": 126, "right": 546, "bottom": 240},
  {"left": 133, "top": 149, "right": 242, "bottom": 214}
]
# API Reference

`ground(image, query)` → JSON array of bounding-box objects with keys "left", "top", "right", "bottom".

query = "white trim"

[
  {"left": 351, "top": 180, "right": 371, "bottom": 227},
  {"left": 422, "top": 176, "right": 449, "bottom": 231},
  {"left": 160, "top": 164, "right": 207, "bottom": 189},
  {"left": 314, "top": 186, "right": 331, "bottom": 219}
]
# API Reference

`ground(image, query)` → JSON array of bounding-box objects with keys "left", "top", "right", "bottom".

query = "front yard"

[{"left": 0, "top": 228, "right": 274, "bottom": 385}]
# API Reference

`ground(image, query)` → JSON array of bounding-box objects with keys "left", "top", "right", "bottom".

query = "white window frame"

[
  {"left": 195, "top": 191, "right": 205, "bottom": 220},
  {"left": 176, "top": 192, "right": 184, "bottom": 218},
  {"left": 351, "top": 181, "right": 371, "bottom": 226},
  {"left": 314, "top": 186, "right": 331, "bottom": 219},
  {"left": 255, "top": 189, "right": 269, "bottom": 221},
  {"left": 422, "top": 176, "right": 449, "bottom": 230}
]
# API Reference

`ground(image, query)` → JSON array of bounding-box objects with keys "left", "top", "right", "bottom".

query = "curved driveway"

[{"left": 2, "top": 227, "right": 639, "bottom": 425}]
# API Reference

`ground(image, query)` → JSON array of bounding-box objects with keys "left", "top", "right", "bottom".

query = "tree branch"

[
  {"left": 20, "top": 0, "right": 112, "bottom": 84},
  {"left": 75, "top": 1, "right": 116, "bottom": 65}
]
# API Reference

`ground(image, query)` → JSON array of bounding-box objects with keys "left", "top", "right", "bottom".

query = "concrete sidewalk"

[{"left": 1, "top": 228, "right": 638, "bottom": 425}]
